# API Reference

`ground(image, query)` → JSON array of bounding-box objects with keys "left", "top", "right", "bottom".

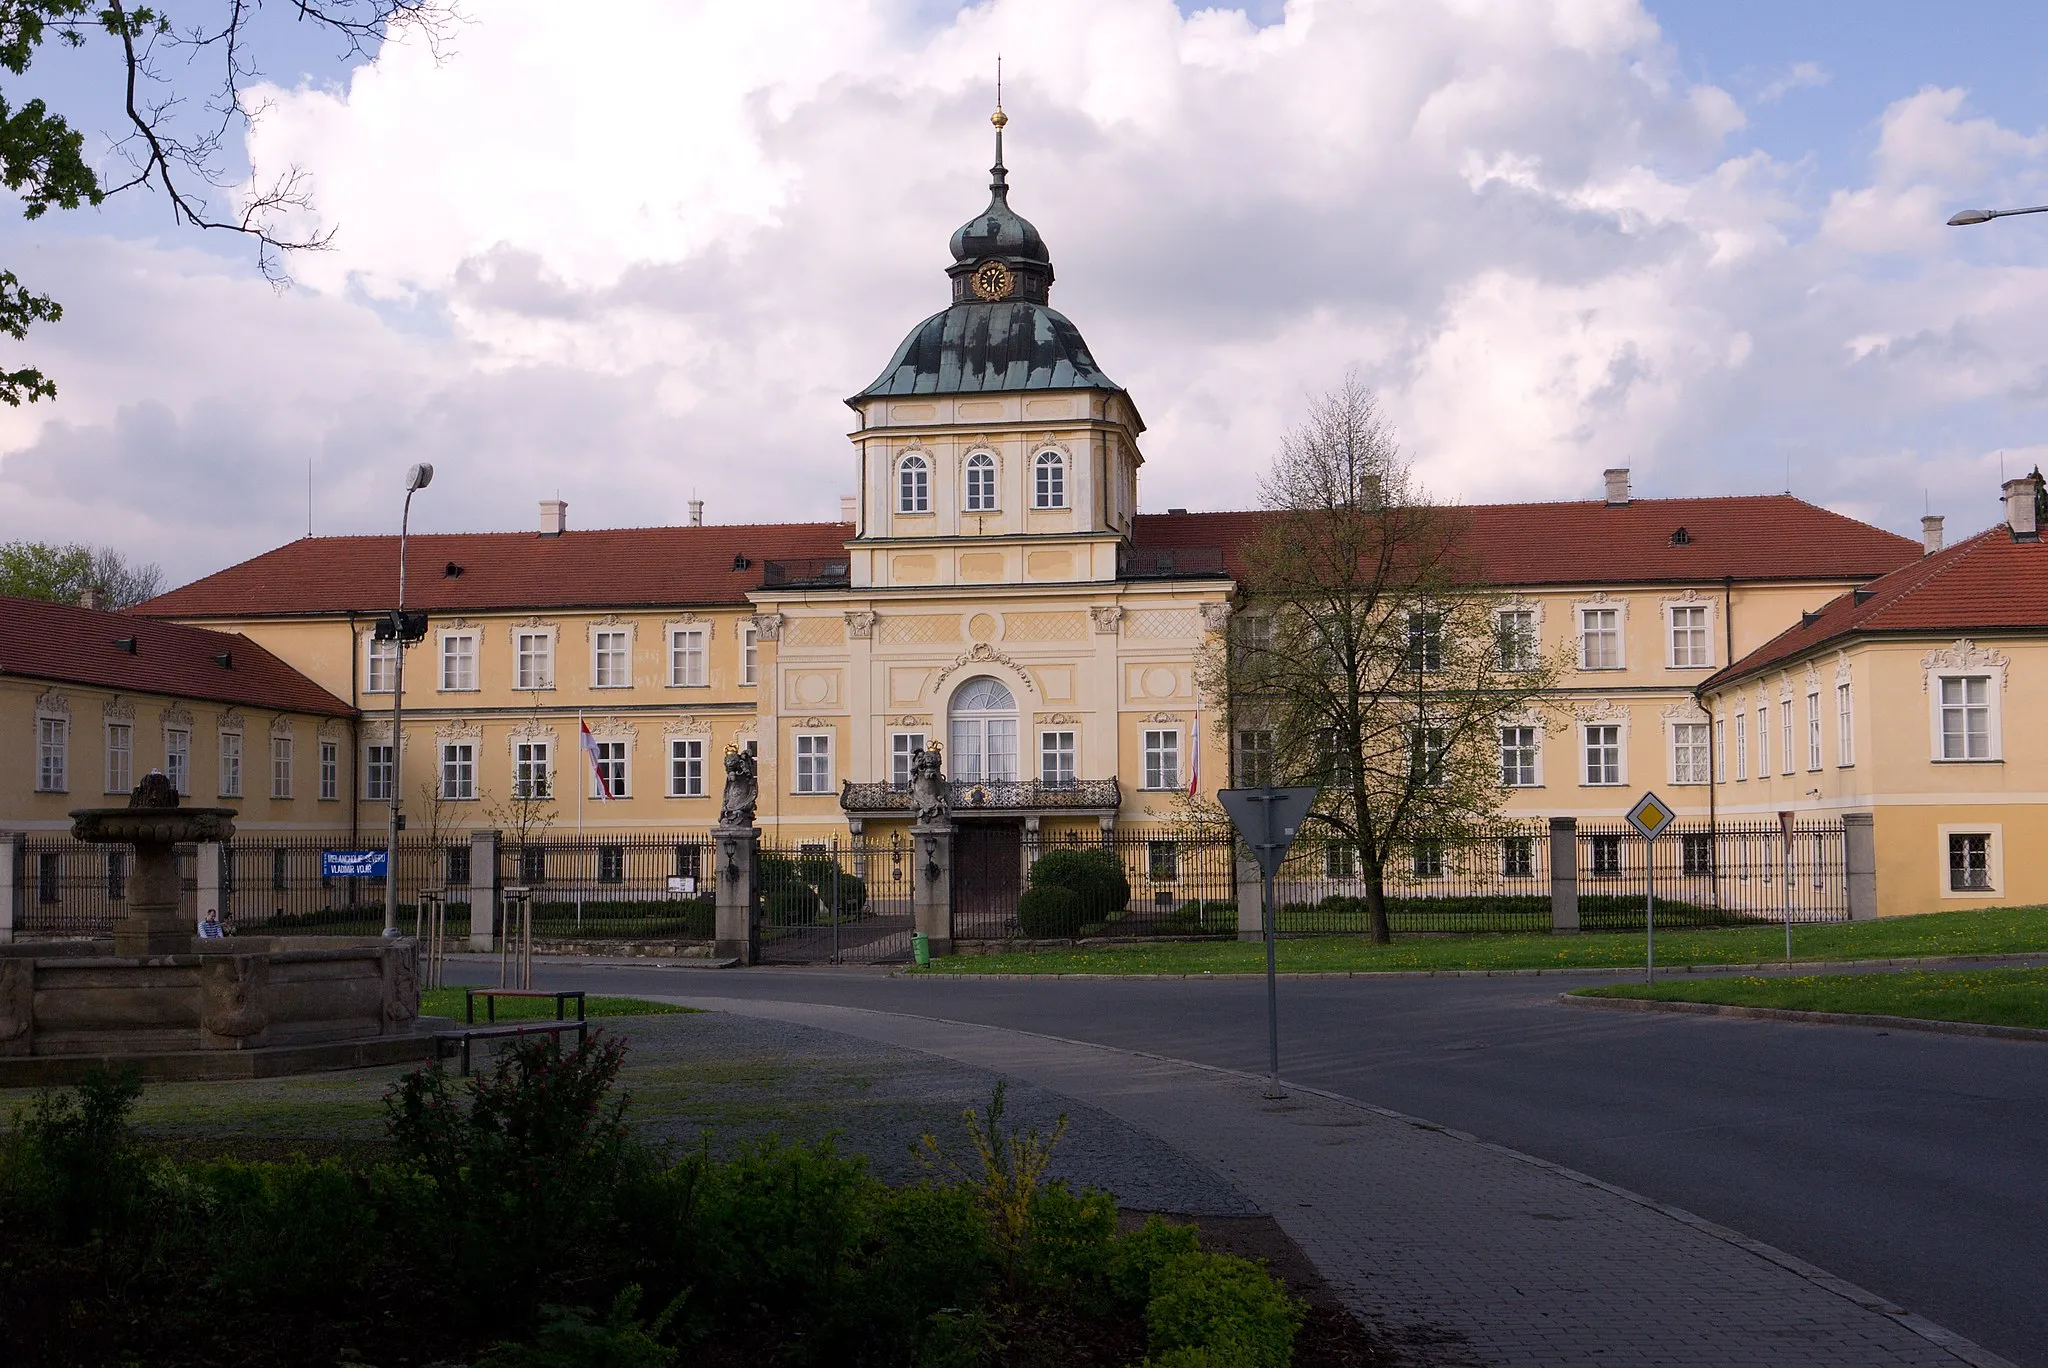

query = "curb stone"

[
  {"left": 1560, "top": 991, "right": 2048, "bottom": 1042},
  {"left": 900, "top": 950, "right": 2048, "bottom": 982}
]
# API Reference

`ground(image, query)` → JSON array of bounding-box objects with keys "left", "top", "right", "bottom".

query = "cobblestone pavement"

[{"left": 667, "top": 995, "right": 2015, "bottom": 1368}]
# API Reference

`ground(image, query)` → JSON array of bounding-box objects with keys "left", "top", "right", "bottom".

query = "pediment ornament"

[
  {"left": 933, "top": 642, "right": 1036, "bottom": 692},
  {"left": 1921, "top": 639, "right": 2008, "bottom": 680},
  {"left": 436, "top": 719, "right": 484, "bottom": 743},
  {"left": 1573, "top": 697, "right": 1626, "bottom": 722},
  {"left": 161, "top": 703, "right": 192, "bottom": 728},
  {"left": 1835, "top": 652, "right": 1853, "bottom": 685},
  {"left": 103, "top": 696, "right": 135, "bottom": 723},
  {"left": 270, "top": 715, "right": 296, "bottom": 737},
  {"left": 35, "top": 688, "right": 70, "bottom": 718},
  {"left": 218, "top": 708, "right": 245, "bottom": 732},
  {"left": 662, "top": 716, "right": 712, "bottom": 737},
  {"left": 586, "top": 716, "right": 639, "bottom": 745},
  {"left": 1660, "top": 700, "right": 1708, "bottom": 723}
]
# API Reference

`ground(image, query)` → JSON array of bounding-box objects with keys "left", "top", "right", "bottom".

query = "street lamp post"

[
  {"left": 383, "top": 463, "right": 434, "bottom": 937},
  {"left": 1947, "top": 205, "right": 2048, "bottom": 227}
]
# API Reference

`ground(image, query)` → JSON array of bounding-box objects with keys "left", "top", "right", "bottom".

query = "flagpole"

[{"left": 577, "top": 709, "right": 586, "bottom": 930}]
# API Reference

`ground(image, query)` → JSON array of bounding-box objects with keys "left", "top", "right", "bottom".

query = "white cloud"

[
  {"left": 1756, "top": 61, "right": 1827, "bottom": 106},
  {"left": 7, "top": 0, "right": 2048, "bottom": 585}
]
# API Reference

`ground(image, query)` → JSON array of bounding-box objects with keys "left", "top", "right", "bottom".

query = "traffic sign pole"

[
  {"left": 1217, "top": 786, "right": 1319, "bottom": 1102},
  {"left": 1624, "top": 792, "right": 1676, "bottom": 986}
]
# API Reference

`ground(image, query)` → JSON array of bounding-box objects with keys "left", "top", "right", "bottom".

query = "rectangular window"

[
  {"left": 271, "top": 735, "right": 293, "bottom": 799},
  {"left": 1041, "top": 731, "right": 1076, "bottom": 787},
  {"left": 1499, "top": 726, "right": 1538, "bottom": 787},
  {"left": 272, "top": 846, "right": 290, "bottom": 892},
  {"left": 106, "top": 723, "right": 133, "bottom": 794},
  {"left": 440, "top": 633, "right": 477, "bottom": 691},
  {"left": 1407, "top": 612, "right": 1443, "bottom": 673},
  {"left": 1948, "top": 834, "right": 1992, "bottom": 891},
  {"left": 219, "top": 732, "right": 244, "bottom": 797},
  {"left": 674, "top": 843, "right": 702, "bottom": 885},
  {"left": 515, "top": 632, "right": 554, "bottom": 690},
  {"left": 1232, "top": 615, "right": 1275, "bottom": 671},
  {"left": 1756, "top": 707, "right": 1768, "bottom": 779},
  {"left": 593, "top": 629, "right": 630, "bottom": 688},
  {"left": 36, "top": 716, "right": 68, "bottom": 792},
  {"left": 519, "top": 845, "right": 546, "bottom": 886},
  {"left": 1806, "top": 692, "right": 1822, "bottom": 771},
  {"left": 441, "top": 743, "right": 475, "bottom": 800},
  {"left": 598, "top": 845, "right": 625, "bottom": 884},
  {"left": 1410, "top": 726, "right": 1448, "bottom": 786},
  {"left": 1590, "top": 834, "right": 1623, "bottom": 877},
  {"left": 739, "top": 623, "right": 759, "bottom": 685},
  {"left": 592, "top": 741, "right": 628, "bottom": 798},
  {"left": 1325, "top": 844, "right": 1356, "bottom": 879},
  {"left": 669, "top": 628, "right": 707, "bottom": 687},
  {"left": 36, "top": 851, "right": 58, "bottom": 905},
  {"left": 1148, "top": 841, "right": 1178, "bottom": 881},
  {"left": 1502, "top": 836, "right": 1534, "bottom": 879},
  {"left": 1837, "top": 682, "right": 1854, "bottom": 767},
  {"left": 1584, "top": 724, "right": 1622, "bottom": 786},
  {"left": 1734, "top": 712, "right": 1748, "bottom": 781},
  {"left": 1142, "top": 730, "right": 1181, "bottom": 791},
  {"left": 1496, "top": 609, "right": 1536, "bottom": 671},
  {"left": 514, "top": 741, "right": 552, "bottom": 798},
  {"left": 1034, "top": 453, "right": 1065, "bottom": 508},
  {"left": 365, "top": 744, "right": 394, "bottom": 801},
  {"left": 669, "top": 738, "right": 704, "bottom": 797},
  {"left": 106, "top": 850, "right": 127, "bottom": 902},
  {"left": 889, "top": 733, "right": 926, "bottom": 790},
  {"left": 447, "top": 845, "right": 471, "bottom": 887},
  {"left": 319, "top": 741, "right": 339, "bottom": 800},
  {"left": 794, "top": 733, "right": 833, "bottom": 794},
  {"left": 1672, "top": 722, "right": 1709, "bottom": 785},
  {"left": 1411, "top": 840, "right": 1444, "bottom": 879},
  {"left": 1237, "top": 728, "right": 1276, "bottom": 788},
  {"left": 165, "top": 727, "right": 190, "bottom": 794},
  {"left": 1681, "top": 833, "right": 1714, "bottom": 878},
  {"left": 1669, "top": 605, "right": 1710, "bottom": 668},
  {"left": 1938, "top": 676, "right": 1992, "bottom": 760},
  {"left": 365, "top": 637, "right": 398, "bottom": 693},
  {"left": 1781, "top": 700, "right": 1795, "bottom": 775},
  {"left": 1580, "top": 608, "right": 1621, "bottom": 669},
  {"left": 1714, "top": 718, "right": 1726, "bottom": 783}
]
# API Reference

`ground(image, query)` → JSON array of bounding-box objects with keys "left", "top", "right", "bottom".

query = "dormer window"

[
  {"left": 898, "top": 453, "right": 930, "bottom": 513},
  {"left": 965, "top": 452, "right": 997, "bottom": 511},
  {"left": 1034, "top": 450, "right": 1065, "bottom": 508}
]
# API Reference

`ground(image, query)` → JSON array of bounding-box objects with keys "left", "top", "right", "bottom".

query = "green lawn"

[
  {"left": 419, "top": 987, "right": 697, "bottom": 1020},
  {"left": 1573, "top": 967, "right": 2048, "bottom": 1030},
  {"left": 917, "top": 905, "right": 2048, "bottom": 975}
]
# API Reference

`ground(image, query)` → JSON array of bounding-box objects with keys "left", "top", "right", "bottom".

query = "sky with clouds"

[{"left": 4, "top": 0, "right": 2048, "bottom": 588}]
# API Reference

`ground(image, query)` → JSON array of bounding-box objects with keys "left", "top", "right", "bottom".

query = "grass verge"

[
  {"left": 420, "top": 987, "right": 698, "bottom": 1020},
  {"left": 1571, "top": 966, "right": 2048, "bottom": 1030},
  {"left": 917, "top": 906, "right": 2048, "bottom": 975}
]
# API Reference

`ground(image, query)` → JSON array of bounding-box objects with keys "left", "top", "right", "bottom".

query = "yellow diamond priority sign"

[{"left": 1625, "top": 791, "right": 1676, "bottom": 841}]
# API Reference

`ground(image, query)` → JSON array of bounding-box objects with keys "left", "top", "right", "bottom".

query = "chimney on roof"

[
  {"left": 688, "top": 499, "right": 704, "bottom": 527},
  {"left": 77, "top": 585, "right": 104, "bottom": 611},
  {"left": 2003, "top": 476, "right": 2039, "bottom": 541},
  {"left": 539, "top": 499, "right": 567, "bottom": 537},
  {"left": 1603, "top": 468, "right": 1630, "bottom": 506},
  {"left": 839, "top": 494, "right": 856, "bottom": 524},
  {"left": 1921, "top": 514, "right": 1944, "bottom": 556}
]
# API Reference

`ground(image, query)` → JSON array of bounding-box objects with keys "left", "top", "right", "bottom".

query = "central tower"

[{"left": 844, "top": 104, "right": 1147, "bottom": 590}]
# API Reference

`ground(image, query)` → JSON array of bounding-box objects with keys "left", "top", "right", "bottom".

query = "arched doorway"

[
  {"left": 947, "top": 675, "right": 1023, "bottom": 935},
  {"left": 948, "top": 676, "right": 1019, "bottom": 782}
]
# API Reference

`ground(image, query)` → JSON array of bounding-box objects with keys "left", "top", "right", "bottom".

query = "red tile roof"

[
  {"left": 0, "top": 597, "right": 354, "bottom": 716},
  {"left": 1133, "top": 495, "right": 1918, "bottom": 588},
  {"left": 1706, "top": 523, "right": 2048, "bottom": 689},
  {"left": 138, "top": 522, "right": 854, "bottom": 618}
]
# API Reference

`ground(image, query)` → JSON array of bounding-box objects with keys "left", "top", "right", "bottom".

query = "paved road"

[{"left": 452, "top": 961, "right": 2047, "bottom": 1366}]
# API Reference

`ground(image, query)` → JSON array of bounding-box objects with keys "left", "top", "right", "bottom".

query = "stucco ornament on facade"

[
  {"left": 1920, "top": 639, "right": 2010, "bottom": 690},
  {"left": 1779, "top": 672, "right": 1794, "bottom": 704},
  {"left": 435, "top": 719, "right": 483, "bottom": 744},
  {"left": 507, "top": 717, "right": 556, "bottom": 745},
  {"left": 751, "top": 613, "right": 784, "bottom": 642},
  {"left": 218, "top": 708, "right": 244, "bottom": 732},
  {"left": 1835, "top": 652, "right": 1853, "bottom": 685},
  {"left": 1090, "top": 605, "right": 1123, "bottom": 635},
  {"left": 1660, "top": 699, "right": 1708, "bottom": 723},
  {"left": 844, "top": 610, "right": 878, "bottom": 640},
  {"left": 933, "top": 643, "right": 1036, "bottom": 692},
  {"left": 661, "top": 715, "right": 711, "bottom": 738},
  {"left": 35, "top": 688, "right": 70, "bottom": 719},
  {"left": 102, "top": 695, "right": 134, "bottom": 723},
  {"left": 1573, "top": 697, "right": 1627, "bottom": 722},
  {"left": 1199, "top": 602, "right": 1232, "bottom": 634},
  {"left": 270, "top": 715, "right": 295, "bottom": 738},
  {"left": 662, "top": 612, "right": 709, "bottom": 639},
  {"left": 1034, "top": 712, "right": 1079, "bottom": 725},
  {"left": 584, "top": 613, "right": 631, "bottom": 641},
  {"left": 161, "top": 703, "right": 192, "bottom": 729},
  {"left": 586, "top": 716, "right": 638, "bottom": 747}
]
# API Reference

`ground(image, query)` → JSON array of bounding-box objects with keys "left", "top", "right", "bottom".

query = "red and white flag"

[
  {"left": 581, "top": 718, "right": 613, "bottom": 801},
  {"left": 1187, "top": 708, "right": 1201, "bottom": 797}
]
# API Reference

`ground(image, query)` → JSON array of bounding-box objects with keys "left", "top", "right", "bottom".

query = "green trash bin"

[{"left": 912, "top": 931, "right": 931, "bottom": 967}]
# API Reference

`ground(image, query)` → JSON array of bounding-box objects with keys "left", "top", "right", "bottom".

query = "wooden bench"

[
  {"left": 433, "top": 1018, "right": 589, "bottom": 1076},
  {"left": 464, "top": 987, "right": 587, "bottom": 1025}
]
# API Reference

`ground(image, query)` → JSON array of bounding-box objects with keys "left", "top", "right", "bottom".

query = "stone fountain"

[{"left": 0, "top": 774, "right": 435, "bottom": 1085}]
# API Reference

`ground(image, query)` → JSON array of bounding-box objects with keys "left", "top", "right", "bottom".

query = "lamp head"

[
  {"left": 405, "top": 463, "right": 435, "bottom": 493},
  {"left": 1947, "top": 209, "right": 1995, "bottom": 226}
]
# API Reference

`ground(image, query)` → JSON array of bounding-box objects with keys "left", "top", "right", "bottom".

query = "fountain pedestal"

[{"left": 71, "top": 778, "right": 238, "bottom": 955}]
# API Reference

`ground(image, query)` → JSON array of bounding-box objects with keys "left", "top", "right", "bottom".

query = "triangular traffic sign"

[{"left": 1218, "top": 785, "right": 1321, "bottom": 879}]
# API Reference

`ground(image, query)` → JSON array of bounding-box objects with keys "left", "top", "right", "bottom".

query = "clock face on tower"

[{"left": 971, "top": 259, "right": 1015, "bottom": 301}]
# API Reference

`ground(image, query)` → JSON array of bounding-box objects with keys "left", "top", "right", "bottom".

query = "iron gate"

[{"left": 756, "top": 837, "right": 913, "bottom": 964}]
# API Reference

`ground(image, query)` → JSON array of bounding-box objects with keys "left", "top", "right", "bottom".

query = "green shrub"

[
  {"left": 759, "top": 854, "right": 868, "bottom": 925},
  {"left": 1027, "top": 847, "right": 1131, "bottom": 917},
  {"left": 1017, "top": 884, "right": 1087, "bottom": 937},
  {"left": 191, "top": 1157, "right": 386, "bottom": 1304},
  {"left": 1021, "top": 1182, "right": 1118, "bottom": 1304},
  {"left": 2, "top": 1066, "right": 150, "bottom": 1242},
  {"left": 472, "top": 1286, "right": 679, "bottom": 1368},
  {"left": 531, "top": 898, "right": 715, "bottom": 937},
  {"left": 1106, "top": 1216, "right": 1200, "bottom": 1308},
  {"left": 1146, "top": 1250, "right": 1302, "bottom": 1368}
]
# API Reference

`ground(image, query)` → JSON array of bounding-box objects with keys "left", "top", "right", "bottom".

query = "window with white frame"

[
  {"left": 1041, "top": 731, "right": 1076, "bottom": 787},
  {"left": 1590, "top": 834, "right": 1623, "bottom": 876},
  {"left": 36, "top": 716, "right": 67, "bottom": 792},
  {"left": 165, "top": 727, "right": 190, "bottom": 794},
  {"left": 365, "top": 743, "right": 394, "bottom": 800},
  {"left": 1232, "top": 614, "right": 1274, "bottom": 671},
  {"left": 319, "top": 740, "right": 339, "bottom": 800},
  {"left": 1325, "top": 844, "right": 1356, "bottom": 879},
  {"left": 592, "top": 741, "right": 628, "bottom": 798},
  {"left": 218, "top": 730, "right": 243, "bottom": 797},
  {"left": 514, "top": 631, "right": 554, "bottom": 690},
  {"left": 441, "top": 632, "right": 477, "bottom": 691},
  {"left": 1143, "top": 729, "right": 1181, "bottom": 790},
  {"left": 1502, "top": 836, "right": 1535, "bottom": 878},
  {"left": 1948, "top": 833, "right": 1993, "bottom": 891},
  {"left": 669, "top": 738, "right": 704, "bottom": 797},
  {"left": 1672, "top": 722, "right": 1709, "bottom": 785},
  {"left": 889, "top": 733, "right": 926, "bottom": 790},
  {"left": 271, "top": 735, "right": 293, "bottom": 799},
  {"left": 365, "top": 637, "right": 398, "bottom": 693},
  {"left": 1937, "top": 676, "right": 1994, "bottom": 760},
  {"left": 1734, "top": 712, "right": 1748, "bottom": 780},
  {"left": 1836, "top": 682, "right": 1854, "bottom": 766},
  {"left": 1806, "top": 692, "right": 1822, "bottom": 771},
  {"left": 514, "top": 741, "right": 552, "bottom": 798},
  {"left": 949, "top": 676, "right": 1019, "bottom": 782},
  {"left": 1500, "top": 726, "right": 1538, "bottom": 787},
  {"left": 1407, "top": 612, "right": 1443, "bottom": 673},
  {"left": 1669, "top": 605, "right": 1710, "bottom": 668},
  {"left": 593, "top": 629, "right": 630, "bottom": 688},
  {"left": 1496, "top": 609, "right": 1536, "bottom": 671},
  {"left": 1714, "top": 718, "right": 1726, "bottom": 783},
  {"left": 898, "top": 453, "right": 930, "bottom": 512},
  {"left": 964, "top": 452, "right": 997, "bottom": 511},
  {"left": 441, "top": 743, "right": 475, "bottom": 800},
  {"left": 1409, "top": 726, "right": 1448, "bottom": 786},
  {"left": 1584, "top": 724, "right": 1622, "bottom": 786},
  {"left": 1411, "top": 840, "right": 1445, "bottom": 879},
  {"left": 1780, "top": 698, "right": 1795, "bottom": 775},
  {"left": 794, "top": 733, "right": 832, "bottom": 793},
  {"left": 1237, "top": 728, "right": 1276, "bottom": 787},
  {"left": 739, "top": 622, "right": 758, "bottom": 685},
  {"left": 1580, "top": 608, "right": 1622, "bottom": 669},
  {"left": 1755, "top": 707, "right": 1768, "bottom": 779},
  {"left": 668, "top": 627, "right": 706, "bottom": 687},
  {"left": 1033, "top": 450, "right": 1065, "bottom": 508},
  {"left": 106, "top": 722, "right": 133, "bottom": 794}
]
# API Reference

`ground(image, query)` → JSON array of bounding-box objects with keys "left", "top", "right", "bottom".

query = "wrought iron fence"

[
  {"left": 15, "top": 838, "right": 198, "bottom": 938},
  {"left": 1574, "top": 819, "right": 1846, "bottom": 929},
  {"left": 494, "top": 836, "right": 715, "bottom": 942},
  {"left": 756, "top": 836, "right": 912, "bottom": 964},
  {"left": 1271, "top": 822, "right": 1556, "bottom": 934},
  {"left": 840, "top": 778, "right": 1122, "bottom": 815}
]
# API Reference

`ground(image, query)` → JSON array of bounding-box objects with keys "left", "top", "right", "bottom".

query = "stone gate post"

[
  {"left": 911, "top": 820, "right": 955, "bottom": 957},
  {"left": 1844, "top": 812, "right": 1877, "bottom": 921},
  {"left": 467, "top": 829, "right": 500, "bottom": 953},
  {"left": 713, "top": 824, "right": 760, "bottom": 965},
  {"left": 0, "top": 832, "right": 20, "bottom": 945},
  {"left": 1236, "top": 850, "right": 1263, "bottom": 943},
  {"left": 1549, "top": 817, "right": 1579, "bottom": 933}
]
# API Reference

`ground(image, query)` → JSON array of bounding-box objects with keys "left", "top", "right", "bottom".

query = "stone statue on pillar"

[
  {"left": 718, "top": 747, "right": 759, "bottom": 828},
  {"left": 712, "top": 746, "right": 761, "bottom": 964},
  {"left": 910, "top": 743, "right": 950, "bottom": 825}
]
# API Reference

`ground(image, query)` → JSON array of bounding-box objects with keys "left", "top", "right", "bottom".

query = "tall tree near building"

[
  {"left": 1208, "top": 376, "right": 1562, "bottom": 943},
  {"left": 0, "top": 539, "right": 163, "bottom": 607}
]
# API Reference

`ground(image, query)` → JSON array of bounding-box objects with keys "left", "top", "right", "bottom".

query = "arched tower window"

[
  {"left": 1034, "top": 450, "right": 1065, "bottom": 508},
  {"left": 964, "top": 452, "right": 997, "bottom": 511},
  {"left": 948, "top": 675, "right": 1018, "bottom": 782},
  {"left": 898, "top": 453, "right": 930, "bottom": 513}
]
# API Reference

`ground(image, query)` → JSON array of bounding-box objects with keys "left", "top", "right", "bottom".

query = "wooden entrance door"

[{"left": 952, "top": 822, "right": 1022, "bottom": 939}]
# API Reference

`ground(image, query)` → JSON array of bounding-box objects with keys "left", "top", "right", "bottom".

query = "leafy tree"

[
  {"left": 0, "top": 538, "right": 162, "bottom": 606},
  {"left": 0, "top": 0, "right": 452, "bottom": 403},
  {"left": 1207, "top": 376, "right": 1563, "bottom": 943}
]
